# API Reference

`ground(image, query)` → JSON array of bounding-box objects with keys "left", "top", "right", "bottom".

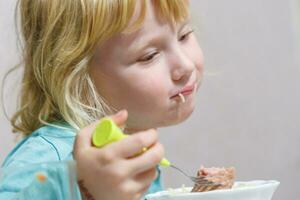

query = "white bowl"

[{"left": 145, "top": 180, "right": 280, "bottom": 200}]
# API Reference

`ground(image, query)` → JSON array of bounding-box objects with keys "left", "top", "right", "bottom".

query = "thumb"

[{"left": 109, "top": 109, "right": 128, "bottom": 128}]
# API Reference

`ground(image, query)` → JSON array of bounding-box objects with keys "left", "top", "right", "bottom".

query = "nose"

[{"left": 170, "top": 47, "right": 194, "bottom": 82}]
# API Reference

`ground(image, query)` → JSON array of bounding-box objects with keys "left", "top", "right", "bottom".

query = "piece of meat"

[{"left": 191, "top": 166, "right": 235, "bottom": 192}]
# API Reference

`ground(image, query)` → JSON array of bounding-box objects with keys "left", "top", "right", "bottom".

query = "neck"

[
  {"left": 124, "top": 126, "right": 157, "bottom": 135},
  {"left": 123, "top": 127, "right": 143, "bottom": 135}
]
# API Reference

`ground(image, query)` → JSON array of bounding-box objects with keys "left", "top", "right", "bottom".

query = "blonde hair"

[{"left": 5, "top": 0, "right": 189, "bottom": 135}]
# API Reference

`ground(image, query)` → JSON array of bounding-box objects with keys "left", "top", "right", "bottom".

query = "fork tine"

[
  {"left": 191, "top": 177, "right": 223, "bottom": 186},
  {"left": 194, "top": 180, "right": 222, "bottom": 186},
  {"left": 191, "top": 177, "right": 209, "bottom": 184},
  {"left": 192, "top": 176, "right": 206, "bottom": 181},
  {"left": 200, "top": 182, "right": 222, "bottom": 187},
  {"left": 191, "top": 176, "right": 210, "bottom": 183},
  {"left": 169, "top": 164, "right": 223, "bottom": 187}
]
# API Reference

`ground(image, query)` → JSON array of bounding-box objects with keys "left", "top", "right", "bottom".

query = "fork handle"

[
  {"left": 160, "top": 158, "right": 171, "bottom": 167},
  {"left": 92, "top": 118, "right": 171, "bottom": 167}
]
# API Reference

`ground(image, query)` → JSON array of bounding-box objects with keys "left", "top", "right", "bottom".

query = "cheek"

[
  {"left": 127, "top": 74, "right": 167, "bottom": 106},
  {"left": 188, "top": 37, "right": 205, "bottom": 72},
  {"left": 195, "top": 48, "right": 204, "bottom": 72},
  {"left": 117, "top": 73, "right": 171, "bottom": 125}
]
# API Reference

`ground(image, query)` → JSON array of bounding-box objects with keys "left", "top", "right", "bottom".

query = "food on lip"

[
  {"left": 178, "top": 93, "right": 186, "bottom": 103},
  {"left": 191, "top": 166, "right": 236, "bottom": 192},
  {"left": 171, "top": 83, "right": 196, "bottom": 99}
]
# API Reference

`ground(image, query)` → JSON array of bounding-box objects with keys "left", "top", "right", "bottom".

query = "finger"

[
  {"left": 134, "top": 167, "right": 158, "bottom": 185},
  {"left": 133, "top": 185, "right": 151, "bottom": 200},
  {"left": 121, "top": 178, "right": 152, "bottom": 197},
  {"left": 106, "top": 129, "right": 158, "bottom": 158},
  {"left": 128, "top": 142, "right": 164, "bottom": 175},
  {"left": 138, "top": 185, "right": 152, "bottom": 198},
  {"left": 75, "top": 109, "right": 127, "bottom": 149},
  {"left": 132, "top": 169, "right": 157, "bottom": 198},
  {"left": 134, "top": 182, "right": 153, "bottom": 199}
]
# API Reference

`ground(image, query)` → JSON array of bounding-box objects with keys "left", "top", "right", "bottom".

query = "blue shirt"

[{"left": 0, "top": 124, "right": 163, "bottom": 199}]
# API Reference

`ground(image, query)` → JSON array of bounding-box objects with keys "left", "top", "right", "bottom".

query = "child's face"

[{"left": 90, "top": 2, "right": 204, "bottom": 132}]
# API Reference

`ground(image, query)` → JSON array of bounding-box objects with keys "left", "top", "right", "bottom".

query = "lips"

[{"left": 170, "top": 83, "right": 196, "bottom": 99}]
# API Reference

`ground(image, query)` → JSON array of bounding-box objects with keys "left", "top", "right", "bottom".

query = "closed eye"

[
  {"left": 179, "top": 30, "right": 194, "bottom": 42},
  {"left": 137, "top": 52, "right": 159, "bottom": 63}
]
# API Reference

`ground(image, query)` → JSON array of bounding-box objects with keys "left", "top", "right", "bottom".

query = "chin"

[{"left": 160, "top": 103, "right": 196, "bottom": 127}]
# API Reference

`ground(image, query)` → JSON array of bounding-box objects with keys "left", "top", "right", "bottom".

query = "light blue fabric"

[{"left": 0, "top": 124, "right": 163, "bottom": 199}]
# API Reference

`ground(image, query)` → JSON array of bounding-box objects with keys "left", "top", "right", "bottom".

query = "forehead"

[
  {"left": 93, "top": 0, "right": 189, "bottom": 60},
  {"left": 124, "top": 0, "right": 189, "bottom": 34},
  {"left": 121, "top": 1, "right": 170, "bottom": 43},
  {"left": 97, "top": 6, "right": 186, "bottom": 58}
]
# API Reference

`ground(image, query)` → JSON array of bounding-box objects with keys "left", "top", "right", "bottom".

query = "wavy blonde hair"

[{"left": 4, "top": 0, "right": 189, "bottom": 135}]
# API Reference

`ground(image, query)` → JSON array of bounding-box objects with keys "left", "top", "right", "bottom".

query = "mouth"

[{"left": 170, "top": 82, "right": 196, "bottom": 99}]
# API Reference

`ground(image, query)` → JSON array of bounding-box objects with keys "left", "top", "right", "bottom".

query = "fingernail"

[{"left": 115, "top": 109, "right": 126, "bottom": 117}]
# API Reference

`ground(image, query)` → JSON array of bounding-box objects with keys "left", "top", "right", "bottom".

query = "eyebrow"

[
  {"left": 127, "top": 19, "right": 191, "bottom": 52},
  {"left": 178, "top": 19, "right": 191, "bottom": 32}
]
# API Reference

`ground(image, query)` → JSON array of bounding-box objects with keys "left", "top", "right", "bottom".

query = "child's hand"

[{"left": 73, "top": 110, "right": 164, "bottom": 200}]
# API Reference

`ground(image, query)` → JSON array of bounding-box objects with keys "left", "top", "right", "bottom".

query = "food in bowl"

[
  {"left": 192, "top": 166, "right": 235, "bottom": 192},
  {"left": 145, "top": 180, "right": 280, "bottom": 200}
]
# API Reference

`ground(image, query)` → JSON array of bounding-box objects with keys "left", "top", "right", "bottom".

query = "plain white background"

[{"left": 1, "top": 0, "right": 299, "bottom": 200}]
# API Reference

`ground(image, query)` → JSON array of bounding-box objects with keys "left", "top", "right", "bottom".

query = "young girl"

[{"left": 0, "top": 0, "right": 204, "bottom": 199}]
